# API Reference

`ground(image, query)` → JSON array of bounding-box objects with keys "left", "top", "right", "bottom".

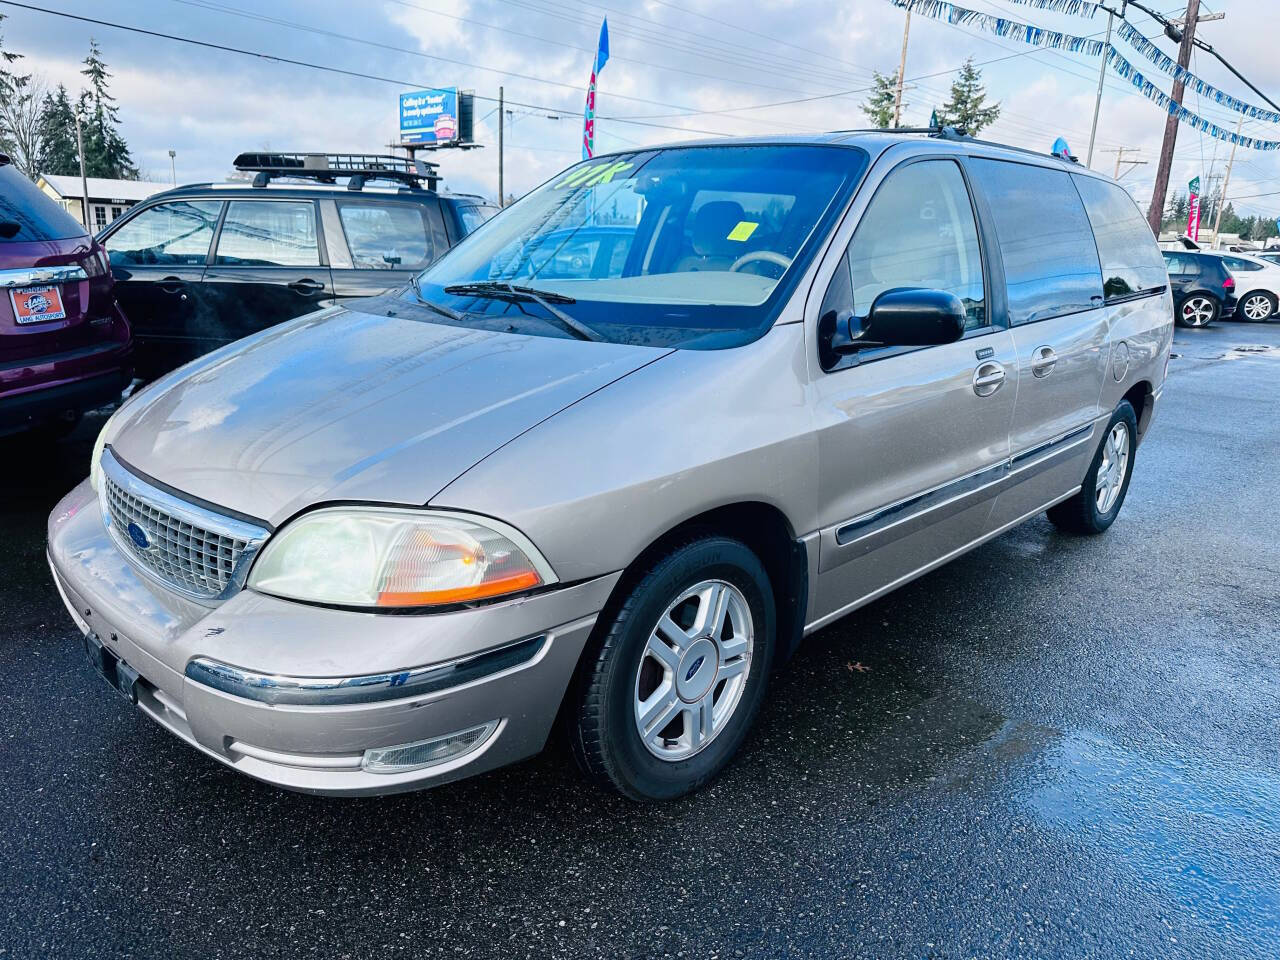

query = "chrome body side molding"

[{"left": 185, "top": 634, "right": 549, "bottom": 706}]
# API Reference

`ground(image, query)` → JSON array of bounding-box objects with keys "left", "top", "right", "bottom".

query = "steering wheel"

[{"left": 729, "top": 250, "right": 793, "bottom": 274}]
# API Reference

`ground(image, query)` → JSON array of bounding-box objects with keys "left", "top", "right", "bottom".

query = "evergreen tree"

[
  {"left": 935, "top": 58, "right": 1000, "bottom": 136},
  {"left": 861, "top": 70, "right": 903, "bottom": 129},
  {"left": 37, "top": 85, "right": 79, "bottom": 176},
  {"left": 77, "top": 39, "right": 136, "bottom": 179},
  {"left": 0, "top": 13, "right": 25, "bottom": 158}
]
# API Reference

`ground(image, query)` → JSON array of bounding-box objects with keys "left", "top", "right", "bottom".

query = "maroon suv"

[{"left": 1, "top": 155, "right": 131, "bottom": 439}]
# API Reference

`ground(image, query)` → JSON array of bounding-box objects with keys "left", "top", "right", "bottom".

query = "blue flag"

[{"left": 582, "top": 19, "right": 609, "bottom": 159}]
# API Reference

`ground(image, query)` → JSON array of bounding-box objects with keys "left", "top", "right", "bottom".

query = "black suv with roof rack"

[{"left": 96, "top": 152, "right": 498, "bottom": 381}]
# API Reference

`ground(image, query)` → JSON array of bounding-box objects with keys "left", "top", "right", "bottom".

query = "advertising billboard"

[{"left": 399, "top": 88, "right": 460, "bottom": 145}]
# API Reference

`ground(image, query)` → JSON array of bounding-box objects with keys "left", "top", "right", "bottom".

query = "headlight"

[{"left": 247, "top": 507, "right": 556, "bottom": 609}]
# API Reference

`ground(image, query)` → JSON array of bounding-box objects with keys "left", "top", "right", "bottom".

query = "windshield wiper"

[
  {"left": 410, "top": 274, "right": 464, "bottom": 322},
  {"left": 443, "top": 281, "right": 603, "bottom": 342},
  {"left": 446, "top": 281, "right": 577, "bottom": 304}
]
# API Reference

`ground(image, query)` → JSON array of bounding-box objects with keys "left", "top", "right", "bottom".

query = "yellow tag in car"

[{"left": 727, "top": 221, "right": 759, "bottom": 242}]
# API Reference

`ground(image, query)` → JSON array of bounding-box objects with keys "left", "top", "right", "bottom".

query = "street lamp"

[
  {"left": 73, "top": 111, "right": 90, "bottom": 228},
  {"left": 168, "top": 149, "right": 176, "bottom": 186}
]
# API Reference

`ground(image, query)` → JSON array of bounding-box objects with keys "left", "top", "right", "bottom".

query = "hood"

[{"left": 109, "top": 304, "right": 670, "bottom": 526}]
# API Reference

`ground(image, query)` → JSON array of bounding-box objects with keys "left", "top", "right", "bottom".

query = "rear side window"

[
  {"left": 0, "top": 163, "right": 87, "bottom": 243},
  {"left": 1073, "top": 176, "right": 1168, "bottom": 301},
  {"left": 215, "top": 200, "right": 320, "bottom": 267},
  {"left": 969, "top": 159, "right": 1102, "bottom": 325},
  {"left": 338, "top": 201, "right": 435, "bottom": 269},
  {"left": 105, "top": 200, "right": 222, "bottom": 266},
  {"left": 1163, "top": 253, "right": 1198, "bottom": 275}
]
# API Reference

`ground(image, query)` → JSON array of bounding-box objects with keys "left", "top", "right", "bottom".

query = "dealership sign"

[{"left": 400, "top": 88, "right": 460, "bottom": 145}]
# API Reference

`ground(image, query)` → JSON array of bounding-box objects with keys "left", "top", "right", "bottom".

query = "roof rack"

[
  {"left": 835, "top": 125, "right": 1085, "bottom": 165},
  {"left": 232, "top": 152, "right": 441, "bottom": 191}
]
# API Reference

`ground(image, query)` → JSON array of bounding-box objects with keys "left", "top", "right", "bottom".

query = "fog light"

[{"left": 361, "top": 720, "right": 499, "bottom": 774}]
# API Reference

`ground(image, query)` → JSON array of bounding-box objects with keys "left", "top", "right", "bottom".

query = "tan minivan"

[{"left": 49, "top": 130, "right": 1173, "bottom": 801}]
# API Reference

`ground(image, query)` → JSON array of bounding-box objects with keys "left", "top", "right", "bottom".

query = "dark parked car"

[
  {"left": 96, "top": 152, "right": 498, "bottom": 381},
  {"left": 0, "top": 154, "right": 131, "bottom": 439},
  {"left": 1162, "top": 250, "right": 1236, "bottom": 327}
]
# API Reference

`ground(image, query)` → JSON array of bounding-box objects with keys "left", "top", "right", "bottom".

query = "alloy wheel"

[
  {"left": 1095, "top": 422, "right": 1131, "bottom": 515},
  {"left": 1181, "top": 296, "right": 1215, "bottom": 327},
  {"left": 1242, "top": 293, "right": 1274, "bottom": 321},
  {"left": 633, "top": 579, "right": 753, "bottom": 761}
]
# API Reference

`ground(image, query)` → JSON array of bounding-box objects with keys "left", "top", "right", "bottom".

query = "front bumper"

[{"left": 47, "top": 479, "right": 619, "bottom": 796}]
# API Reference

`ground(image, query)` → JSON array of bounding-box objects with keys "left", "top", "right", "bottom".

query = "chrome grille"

[{"left": 99, "top": 449, "right": 269, "bottom": 603}]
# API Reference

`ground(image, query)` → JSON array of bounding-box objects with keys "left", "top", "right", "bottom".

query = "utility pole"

[
  {"left": 1209, "top": 116, "right": 1243, "bottom": 248},
  {"left": 1146, "top": 0, "right": 1201, "bottom": 235},
  {"left": 73, "top": 111, "right": 89, "bottom": 228},
  {"left": 893, "top": 9, "right": 910, "bottom": 128},
  {"left": 1105, "top": 146, "right": 1147, "bottom": 180},
  {"left": 1086, "top": 4, "right": 1118, "bottom": 168},
  {"left": 168, "top": 149, "right": 176, "bottom": 187},
  {"left": 497, "top": 86, "right": 505, "bottom": 207}
]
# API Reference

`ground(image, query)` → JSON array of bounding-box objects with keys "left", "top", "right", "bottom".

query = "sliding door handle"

[{"left": 1031, "top": 345, "right": 1058, "bottom": 378}]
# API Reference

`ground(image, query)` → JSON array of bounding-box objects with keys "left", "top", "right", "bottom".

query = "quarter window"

[
  {"left": 970, "top": 159, "right": 1103, "bottom": 325},
  {"left": 456, "top": 204, "right": 499, "bottom": 234},
  {"left": 338, "top": 202, "right": 435, "bottom": 270},
  {"left": 104, "top": 200, "right": 222, "bottom": 266},
  {"left": 1073, "top": 176, "right": 1168, "bottom": 300},
  {"left": 215, "top": 200, "right": 320, "bottom": 267},
  {"left": 1222, "top": 256, "right": 1263, "bottom": 272},
  {"left": 830, "top": 159, "right": 986, "bottom": 332}
]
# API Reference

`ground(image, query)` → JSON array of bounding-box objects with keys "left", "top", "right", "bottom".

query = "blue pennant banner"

[
  {"left": 1107, "top": 50, "right": 1280, "bottom": 151},
  {"left": 888, "top": 0, "right": 1107, "bottom": 56},
  {"left": 1116, "top": 22, "right": 1280, "bottom": 124},
  {"left": 883, "top": 0, "right": 1280, "bottom": 151},
  {"left": 1003, "top": 0, "right": 1098, "bottom": 18}
]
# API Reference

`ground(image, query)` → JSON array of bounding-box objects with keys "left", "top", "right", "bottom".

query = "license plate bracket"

[
  {"left": 83, "top": 632, "right": 139, "bottom": 703},
  {"left": 10, "top": 284, "right": 67, "bottom": 324}
]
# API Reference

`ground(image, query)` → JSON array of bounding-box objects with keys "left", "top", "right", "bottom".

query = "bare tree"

[{"left": 0, "top": 72, "right": 48, "bottom": 179}]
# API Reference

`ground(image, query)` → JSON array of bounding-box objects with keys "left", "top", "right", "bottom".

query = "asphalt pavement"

[{"left": 2, "top": 320, "right": 1278, "bottom": 959}]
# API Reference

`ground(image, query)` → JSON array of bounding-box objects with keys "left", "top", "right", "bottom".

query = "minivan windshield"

[{"left": 411, "top": 144, "right": 868, "bottom": 348}]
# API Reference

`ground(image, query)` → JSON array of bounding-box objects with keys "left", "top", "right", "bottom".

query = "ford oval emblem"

[
  {"left": 685, "top": 655, "right": 705, "bottom": 682},
  {"left": 126, "top": 521, "right": 150, "bottom": 550}
]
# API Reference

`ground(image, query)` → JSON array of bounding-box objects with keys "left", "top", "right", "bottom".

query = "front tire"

[
  {"left": 1239, "top": 291, "right": 1276, "bottom": 322},
  {"left": 1047, "top": 401, "right": 1138, "bottom": 536},
  {"left": 571, "top": 536, "right": 775, "bottom": 801},
  {"left": 1176, "top": 294, "right": 1219, "bottom": 328}
]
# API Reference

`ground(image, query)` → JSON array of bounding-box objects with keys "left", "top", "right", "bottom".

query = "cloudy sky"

[{"left": 2, "top": 0, "right": 1278, "bottom": 222}]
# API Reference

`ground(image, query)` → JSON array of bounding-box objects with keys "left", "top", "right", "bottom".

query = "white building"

[{"left": 36, "top": 174, "right": 171, "bottom": 232}]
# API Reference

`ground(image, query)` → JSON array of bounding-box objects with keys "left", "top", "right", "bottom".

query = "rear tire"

[
  {"left": 1239, "top": 291, "right": 1276, "bottom": 322},
  {"left": 1047, "top": 401, "right": 1137, "bottom": 536},
  {"left": 570, "top": 535, "right": 775, "bottom": 801},
  {"left": 1175, "top": 294, "right": 1219, "bottom": 328}
]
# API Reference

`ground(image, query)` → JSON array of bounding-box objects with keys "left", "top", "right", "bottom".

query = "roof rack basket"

[{"left": 232, "top": 152, "right": 441, "bottom": 191}]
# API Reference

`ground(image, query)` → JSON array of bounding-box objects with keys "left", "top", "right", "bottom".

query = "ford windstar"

[{"left": 48, "top": 130, "right": 1173, "bottom": 800}]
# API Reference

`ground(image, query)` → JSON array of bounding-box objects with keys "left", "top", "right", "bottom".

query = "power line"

[
  {"left": 0, "top": 0, "right": 746, "bottom": 138},
  {"left": 386, "top": 0, "right": 870, "bottom": 102}
]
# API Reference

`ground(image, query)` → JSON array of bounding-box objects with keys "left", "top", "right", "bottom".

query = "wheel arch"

[
  {"left": 1121, "top": 380, "right": 1155, "bottom": 443},
  {"left": 588, "top": 500, "right": 809, "bottom": 670}
]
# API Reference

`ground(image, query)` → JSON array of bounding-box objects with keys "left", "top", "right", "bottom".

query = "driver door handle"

[
  {"left": 288, "top": 278, "right": 326, "bottom": 295},
  {"left": 972, "top": 360, "right": 1006, "bottom": 397},
  {"left": 1031, "top": 345, "right": 1058, "bottom": 378},
  {"left": 159, "top": 276, "right": 188, "bottom": 300}
]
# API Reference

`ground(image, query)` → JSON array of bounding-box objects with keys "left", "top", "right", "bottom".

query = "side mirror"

[
  {"left": 862, "top": 287, "right": 968, "bottom": 347},
  {"left": 819, "top": 287, "right": 967, "bottom": 368}
]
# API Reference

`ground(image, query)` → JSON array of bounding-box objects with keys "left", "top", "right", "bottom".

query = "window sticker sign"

[{"left": 400, "top": 88, "right": 460, "bottom": 145}]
